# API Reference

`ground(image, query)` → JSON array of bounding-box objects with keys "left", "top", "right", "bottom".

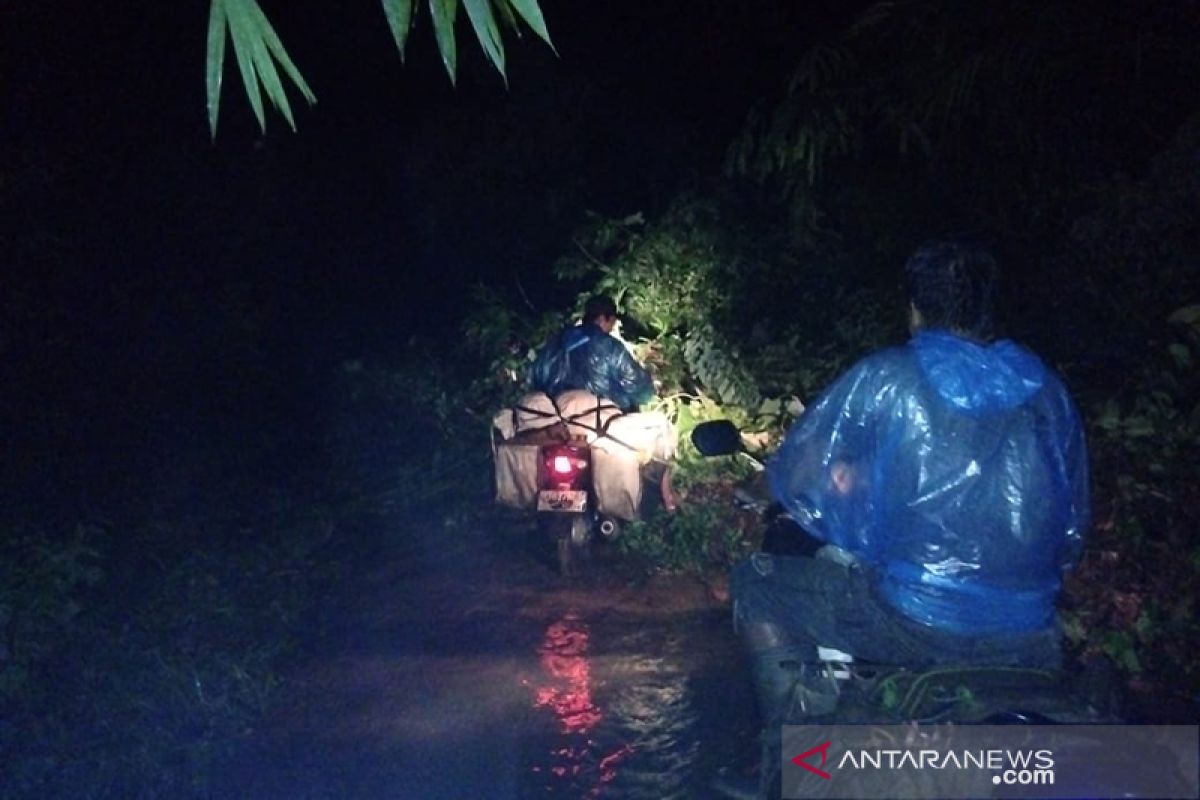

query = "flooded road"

[{"left": 221, "top": 515, "right": 757, "bottom": 799}]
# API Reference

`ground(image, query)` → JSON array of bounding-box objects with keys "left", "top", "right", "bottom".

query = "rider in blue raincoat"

[
  {"left": 525, "top": 295, "right": 679, "bottom": 515},
  {"left": 732, "top": 238, "right": 1090, "bottom": 721},
  {"left": 530, "top": 294, "right": 655, "bottom": 412}
]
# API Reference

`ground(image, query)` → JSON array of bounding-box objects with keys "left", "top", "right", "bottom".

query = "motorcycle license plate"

[{"left": 537, "top": 490, "right": 588, "bottom": 513}]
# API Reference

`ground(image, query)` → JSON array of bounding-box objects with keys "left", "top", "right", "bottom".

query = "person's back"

[
  {"left": 769, "top": 330, "right": 1087, "bottom": 639},
  {"left": 886, "top": 332, "right": 1085, "bottom": 632},
  {"left": 732, "top": 237, "right": 1089, "bottom": 729},
  {"left": 715, "top": 238, "right": 1090, "bottom": 799},
  {"left": 530, "top": 295, "right": 654, "bottom": 412}
]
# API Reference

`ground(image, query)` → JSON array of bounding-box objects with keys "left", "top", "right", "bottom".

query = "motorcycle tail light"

[{"left": 542, "top": 445, "right": 589, "bottom": 486}]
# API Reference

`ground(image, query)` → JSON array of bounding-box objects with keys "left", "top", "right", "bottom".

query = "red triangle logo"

[{"left": 791, "top": 740, "right": 832, "bottom": 780}]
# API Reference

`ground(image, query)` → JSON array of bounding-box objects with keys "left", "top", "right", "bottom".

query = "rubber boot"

[
  {"left": 750, "top": 647, "right": 808, "bottom": 723},
  {"left": 741, "top": 622, "right": 839, "bottom": 721}
]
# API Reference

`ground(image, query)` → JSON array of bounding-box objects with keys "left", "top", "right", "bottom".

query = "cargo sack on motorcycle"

[
  {"left": 553, "top": 391, "right": 675, "bottom": 521},
  {"left": 491, "top": 390, "right": 622, "bottom": 511},
  {"left": 491, "top": 391, "right": 676, "bottom": 520},
  {"left": 491, "top": 390, "right": 623, "bottom": 440},
  {"left": 591, "top": 412, "right": 677, "bottom": 520}
]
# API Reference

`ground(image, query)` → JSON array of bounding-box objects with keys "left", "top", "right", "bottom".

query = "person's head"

[
  {"left": 582, "top": 294, "right": 619, "bottom": 333},
  {"left": 903, "top": 237, "right": 999, "bottom": 340}
]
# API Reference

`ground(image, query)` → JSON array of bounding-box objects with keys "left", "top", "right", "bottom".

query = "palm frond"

[
  {"left": 505, "top": 0, "right": 555, "bottom": 53},
  {"left": 206, "top": 0, "right": 316, "bottom": 138},
  {"left": 206, "top": 0, "right": 228, "bottom": 136},
  {"left": 381, "top": 0, "right": 415, "bottom": 63},
  {"left": 208, "top": 0, "right": 554, "bottom": 136},
  {"left": 463, "top": 0, "right": 506, "bottom": 84},
  {"left": 429, "top": 0, "right": 460, "bottom": 84}
]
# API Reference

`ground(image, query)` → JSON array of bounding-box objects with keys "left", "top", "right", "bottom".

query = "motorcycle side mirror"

[{"left": 690, "top": 419, "right": 743, "bottom": 457}]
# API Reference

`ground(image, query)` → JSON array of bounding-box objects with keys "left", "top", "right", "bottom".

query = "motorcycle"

[
  {"left": 534, "top": 435, "right": 621, "bottom": 576},
  {"left": 690, "top": 420, "right": 1128, "bottom": 800},
  {"left": 494, "top": 390, "right": 675, "bottom": 577}
]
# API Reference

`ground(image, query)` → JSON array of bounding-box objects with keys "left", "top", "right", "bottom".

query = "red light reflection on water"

[
  {"left": 532, "top": 613, "right": 601, "bottom": 734},
  {"left": 529, "top": 613, "right": 633, "bottom": 797}
]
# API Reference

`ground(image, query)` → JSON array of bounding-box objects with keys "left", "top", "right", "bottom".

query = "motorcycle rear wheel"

[{"left": 542, "top": 514, "right": 592, "bottom": 576}]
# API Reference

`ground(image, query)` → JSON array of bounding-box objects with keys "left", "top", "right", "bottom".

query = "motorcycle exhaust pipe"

[{"left": 598, "top": 518, "right": 618, "bottom": 539}]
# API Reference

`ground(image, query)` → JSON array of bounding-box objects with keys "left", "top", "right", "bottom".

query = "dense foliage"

[{"left": 728, "top": 0, "right": 1199, "bottom": 247}]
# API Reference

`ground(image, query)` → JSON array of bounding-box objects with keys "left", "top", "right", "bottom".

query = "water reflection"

[
  {"left": 533, "top": 613, "right": 602, "bottom": 734},
  {"left": 524, "top": 612, "right": 706, "bottom": 799},
  {"left": 528, "top": 612, "right": 628, "bottom": 796}
]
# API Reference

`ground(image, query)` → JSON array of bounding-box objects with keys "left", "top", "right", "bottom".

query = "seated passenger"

[{"left": 733, "top": 237, "right": 1090, "bottom": 723}]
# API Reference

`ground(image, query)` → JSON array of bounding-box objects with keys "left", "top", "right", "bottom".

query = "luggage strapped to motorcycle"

[{"left": 505, "top": 394, "right": 663, "bottom": 464}]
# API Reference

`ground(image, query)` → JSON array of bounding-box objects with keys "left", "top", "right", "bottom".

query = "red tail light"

[{"left": 542, "top": 445, "right": 589, "bottom": 487}]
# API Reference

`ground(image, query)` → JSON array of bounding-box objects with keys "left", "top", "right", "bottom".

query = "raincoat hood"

[{"left": 912, "top": 329, "right": 1046, "bottom": 414}]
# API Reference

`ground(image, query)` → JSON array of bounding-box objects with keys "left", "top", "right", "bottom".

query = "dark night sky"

[
  {"left": 4, "top": 1, "right": 864, "bottom": 358},
  {"left": 3, "top": 1, "right": 875, "bottom": 507}
]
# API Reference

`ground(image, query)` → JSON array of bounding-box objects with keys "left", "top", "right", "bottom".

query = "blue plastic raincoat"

[
  {"left": 530, "top": 323, "right": 655, "bottom": 412},
  {"left": 767, "top": 329, "right": 1089, "bottom": 635}
]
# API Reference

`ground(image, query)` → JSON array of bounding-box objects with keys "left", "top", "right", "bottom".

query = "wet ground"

[{"left": 220, "top": 515, "right": 758, "bottom": 799}]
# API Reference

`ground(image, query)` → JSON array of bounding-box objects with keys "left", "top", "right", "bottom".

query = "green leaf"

[
  {"left": 1102, "top": 631, "right": 1142, "bottom": 673},
  {"left": 758, "top": 397, "right": 782, "bottom": 416},
  {"left": 1060, "top": 612, "right": 1087, "bottom": 643},
  {"left": 206, "top": 0, "right": 228, "bottom": 138},
  {"left": 223, "top": 0, "right": 267, "bottom": 131},
  {"left": 1122, "top": 416, "right": 1154, "bottom": 437},
  {"left": 1168, "top": 342, "right": 1191, "bottom": 369},
  {"left": 1094, "top": 398, "right": 1120, "bottom": 431},
  {"left": 243, "top": 2, "right": 297, "bottom": 129},
  {"left": 429, "top": 0, "right": 460, "bottom": 84},
  {"left": 493, "top": 0, "right": 518, "bottom": 32},
  {"left": 463, "top": 0, "right": 506, "bottom": 82},
  {"left": 1167, "top": 304, "right": 1200, "bottom": 328},
  {"left": 210, "top": 0, "right": 314, "bottom": 135},
  {"left": 382, "top": 0, "right": 415, "bottom": 62},
  {"left": 250, "top": 1, "right": 316, "bottom": 105},
  {"left": 878, "top": 678, "right": 899, "bottom": 709},
  {"left": 1134, "top": 611, "right": 1155, "bottom": 643},
  {"left": 674, "top": 401, "right": 696, "bottom": 437},
  {"left": 507, "top": 0, "right": 555, "bottom": 52}
]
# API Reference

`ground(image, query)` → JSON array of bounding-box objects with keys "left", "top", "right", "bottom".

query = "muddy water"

[{"left": 221, "top": 517, "right": 758, "bottom": 799}]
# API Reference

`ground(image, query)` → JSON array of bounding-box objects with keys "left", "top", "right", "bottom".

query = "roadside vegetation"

[{"left": 458, "top": 116, "right": 1200, "bottom": 715}]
